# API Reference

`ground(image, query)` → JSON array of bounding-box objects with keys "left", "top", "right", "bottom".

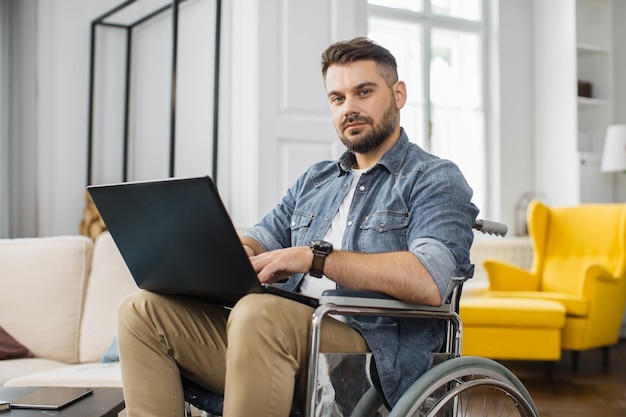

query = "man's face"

[{"left": 324, "top": 60, "right": 405, "bottom": 154}]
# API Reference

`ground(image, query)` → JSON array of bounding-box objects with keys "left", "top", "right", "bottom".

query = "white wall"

[
  {"left": 8, "top": 0, "right": 39, "bottom": 237},
  {"left": 9, "top": 0, "right": 124, "bottom": 237},
  {"left": 533, "top": 0, "right": 580, "bottom": 207},
  {"left": 43, "top": 1, "right": 139, "bottom": 237},
  {"left": 0, "top": 1, "right": 10, "bottom": 238},
  {"left": 489, "top": 0, "right": 534, "bottom": 232}
]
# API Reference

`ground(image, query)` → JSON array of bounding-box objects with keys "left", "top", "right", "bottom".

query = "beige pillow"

[
  {"left": 0, "top": 236, "right": 93, "bottom": 364},
  {"left": 79, "top": 232, "right": 138, "bottom": 363}
]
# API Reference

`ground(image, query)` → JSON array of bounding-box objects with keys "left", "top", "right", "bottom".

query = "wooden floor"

[{"left": 500, "top": 339, "right": 626, "bottom": 417}]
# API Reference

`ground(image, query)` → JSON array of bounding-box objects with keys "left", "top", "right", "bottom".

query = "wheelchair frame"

[
  {"left": 308, "top": 286, "right": 538, "bottom": 417},
  {"left": 308, "top": 288, "right": 463, "bottom": 415}
]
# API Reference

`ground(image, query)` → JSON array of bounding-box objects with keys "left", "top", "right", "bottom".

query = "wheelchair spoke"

[
  {"left": 443, "top": 380, "right": 527, "bottom": 417},
  {"left": 397, "top": 377, "right": 534, "bottom": 417}
]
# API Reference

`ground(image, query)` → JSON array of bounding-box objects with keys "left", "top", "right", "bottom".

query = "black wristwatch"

[{"left": 308, "top": 240, "right": 333, "bottom": 278}]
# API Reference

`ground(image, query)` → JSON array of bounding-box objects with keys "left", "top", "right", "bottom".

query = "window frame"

[{"left": 367, "top": 1, "right": 490, "bottom": 212}]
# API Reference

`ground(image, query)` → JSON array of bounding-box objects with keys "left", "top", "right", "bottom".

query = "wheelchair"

[{"left": 184, "top": 219, "right": 540, "bottom": 417}]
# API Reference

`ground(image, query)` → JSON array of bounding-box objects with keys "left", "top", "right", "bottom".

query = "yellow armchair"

[{"left": 484, "top": 200, "right": 626, "bottom": 370}]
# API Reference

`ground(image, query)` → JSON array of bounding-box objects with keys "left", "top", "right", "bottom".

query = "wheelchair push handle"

[{"left": 473, "top": 219, "right": 508, "bottom": 237}]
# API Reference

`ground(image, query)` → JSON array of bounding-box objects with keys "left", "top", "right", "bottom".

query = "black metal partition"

[{"left": 86, "top": 0, "right": 221, "bottom": 185}]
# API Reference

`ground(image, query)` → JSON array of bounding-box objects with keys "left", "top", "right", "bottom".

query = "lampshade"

[{"left": 601, "top": 125, "right": 626, "bottom": 173}]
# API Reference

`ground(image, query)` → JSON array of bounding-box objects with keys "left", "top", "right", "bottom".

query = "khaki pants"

[{"left": 117, "top": 290, "right": 369, "bottom": 417}]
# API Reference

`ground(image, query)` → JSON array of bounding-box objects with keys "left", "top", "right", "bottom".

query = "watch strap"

[{"left": 310, "top": 252, "right": 326, "bottom": 278}]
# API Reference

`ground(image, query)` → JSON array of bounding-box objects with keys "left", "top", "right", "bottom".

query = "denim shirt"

[{"left": 242, "top": 129, "right": 478, "bottom": 406}]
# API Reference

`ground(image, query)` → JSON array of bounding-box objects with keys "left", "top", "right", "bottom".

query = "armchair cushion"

[{"left": 485, "top": 291, "right": 588, "bottom": 316}]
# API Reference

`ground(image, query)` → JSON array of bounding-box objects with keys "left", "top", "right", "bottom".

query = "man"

[{"left": 117, "top": 37, "right": 478, "bottom": 417}]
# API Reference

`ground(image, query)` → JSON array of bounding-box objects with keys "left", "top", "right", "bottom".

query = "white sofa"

[{"left": 0, "top": 231, "right": 137, "bottom": 388}]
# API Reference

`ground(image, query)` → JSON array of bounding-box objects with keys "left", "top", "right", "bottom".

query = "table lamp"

[{"left": 601, "top": 125, "right": 626, "bottom": 173}]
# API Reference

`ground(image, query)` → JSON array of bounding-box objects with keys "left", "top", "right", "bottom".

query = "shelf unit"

[
  {"left": 576, "top": 0, "right": 612, "bottom": 156},
  {"left": 575, "top": 0, "right": 614, "bottom": 202}
]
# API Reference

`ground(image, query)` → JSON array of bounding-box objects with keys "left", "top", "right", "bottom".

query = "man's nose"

[{"left": 342, "top": 96, "right": 360, "bottom": 116}]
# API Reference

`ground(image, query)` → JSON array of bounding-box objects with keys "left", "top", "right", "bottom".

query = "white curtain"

[{"left": 0, "top": 1, "right": 9, "bottom": 238}]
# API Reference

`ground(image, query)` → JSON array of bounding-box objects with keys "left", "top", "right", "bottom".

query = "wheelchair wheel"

[
  {"left": 388, "top": 356, "right": 539, "bottom": 417},
  {"left": 348, "top": 386, "right": 386, "bottom": 417}
]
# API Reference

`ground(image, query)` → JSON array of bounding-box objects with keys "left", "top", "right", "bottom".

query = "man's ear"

[{"left": 393, "top": 81, "right": 407, "bottom": 110}]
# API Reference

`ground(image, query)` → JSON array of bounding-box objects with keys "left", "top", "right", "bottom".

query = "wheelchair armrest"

[{"left": 319, "top": 289, "right": 452, "bottom": 313}]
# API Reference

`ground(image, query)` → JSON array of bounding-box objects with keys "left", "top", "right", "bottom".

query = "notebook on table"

[
  {"left": 87, "top": 175, "right": 318, "bottom": 308},
  {"left": 10, "top": 387, "right": 93, "bottom": 410}
]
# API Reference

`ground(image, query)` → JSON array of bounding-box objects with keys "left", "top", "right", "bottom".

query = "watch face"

[
  {"left": 318, "top": 241, "right": 332, "bottom": 250},
  {"left": 309, "top": 240, "right": 333, "bottom": 253}
]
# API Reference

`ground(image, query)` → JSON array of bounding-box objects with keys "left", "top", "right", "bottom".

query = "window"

[{"left": 368, "top": 0, "right": 486, "bottom": 212}]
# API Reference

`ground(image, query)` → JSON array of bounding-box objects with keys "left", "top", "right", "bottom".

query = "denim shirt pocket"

[
  {"left": 360, "top": 210, "right": 410, "bottom": 252},
  {"left": 289, "top": 210, "right": 315, "bottom": 247}
]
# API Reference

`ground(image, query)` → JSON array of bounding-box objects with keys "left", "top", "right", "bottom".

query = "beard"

[{"left": 338, "top": 101, "right": 399, "bottom": 154}]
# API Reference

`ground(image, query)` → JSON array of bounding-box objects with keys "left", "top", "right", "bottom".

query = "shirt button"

[
  {"left": 291, "top": 221, "right": 295, "bottom": 227},
  {"left": 347, "top": 221, "right": 353, "bottom": 226},
  {"left": 359, "top": 185, "right": 366, "bottom": 191}
]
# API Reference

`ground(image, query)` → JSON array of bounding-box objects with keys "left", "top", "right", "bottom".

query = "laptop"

[
  {"left": 10, "top": 387, "right": 93, "bottom": 410},
  {"left": 87, "top": 176, "right": 318, "bottom": 308}
]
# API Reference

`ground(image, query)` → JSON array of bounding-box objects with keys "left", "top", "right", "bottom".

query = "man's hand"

[{"left": 250, "top": 246, "right": 313, "bottom": 284}]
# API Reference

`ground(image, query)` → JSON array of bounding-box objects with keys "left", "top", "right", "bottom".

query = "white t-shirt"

[{"left": 299, "top": 168, "right": 367, "bottom": 299}]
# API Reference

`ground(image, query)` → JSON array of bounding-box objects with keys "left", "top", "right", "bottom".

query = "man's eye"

[
  {"left": 359, "top": 89, "right": 371, "bottom": 96},
  {"left": 331, "top": 96, "right": 344, "bottom": 104}
]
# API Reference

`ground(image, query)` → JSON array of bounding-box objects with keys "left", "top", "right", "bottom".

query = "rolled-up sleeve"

[{"left": 409, "top": 237, "right": 456, "bottom": 299}]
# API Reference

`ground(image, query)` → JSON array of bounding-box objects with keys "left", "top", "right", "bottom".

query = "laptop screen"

[{"left": 87, "top": 176, "right": 264, "bottom": 306}]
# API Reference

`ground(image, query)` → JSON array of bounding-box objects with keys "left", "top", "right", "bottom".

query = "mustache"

[{"left": 342, "top": 114, "right": 372, "bottom": 130}]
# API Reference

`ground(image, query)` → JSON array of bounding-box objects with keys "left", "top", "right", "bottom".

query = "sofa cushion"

[
  {"left": 0, "top": 236, "right": 93, "bottom": 364},
  {"left": 3, "top": 362, "right": 122, "bottom": 388},
  {"left": 0, "top": 358, "right": 69, "bottom": 386},
  {"left": 79, "top": 232, "right": 138, "bottom": 363}
]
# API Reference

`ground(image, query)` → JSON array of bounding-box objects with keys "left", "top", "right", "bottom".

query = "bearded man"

[{"left": 117, "top": 36, "right": 478, "bottom": 417}]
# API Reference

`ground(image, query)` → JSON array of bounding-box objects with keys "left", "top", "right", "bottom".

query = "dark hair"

[{"left": 321, "top": 37, "right": 398, "bottom": 86}]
